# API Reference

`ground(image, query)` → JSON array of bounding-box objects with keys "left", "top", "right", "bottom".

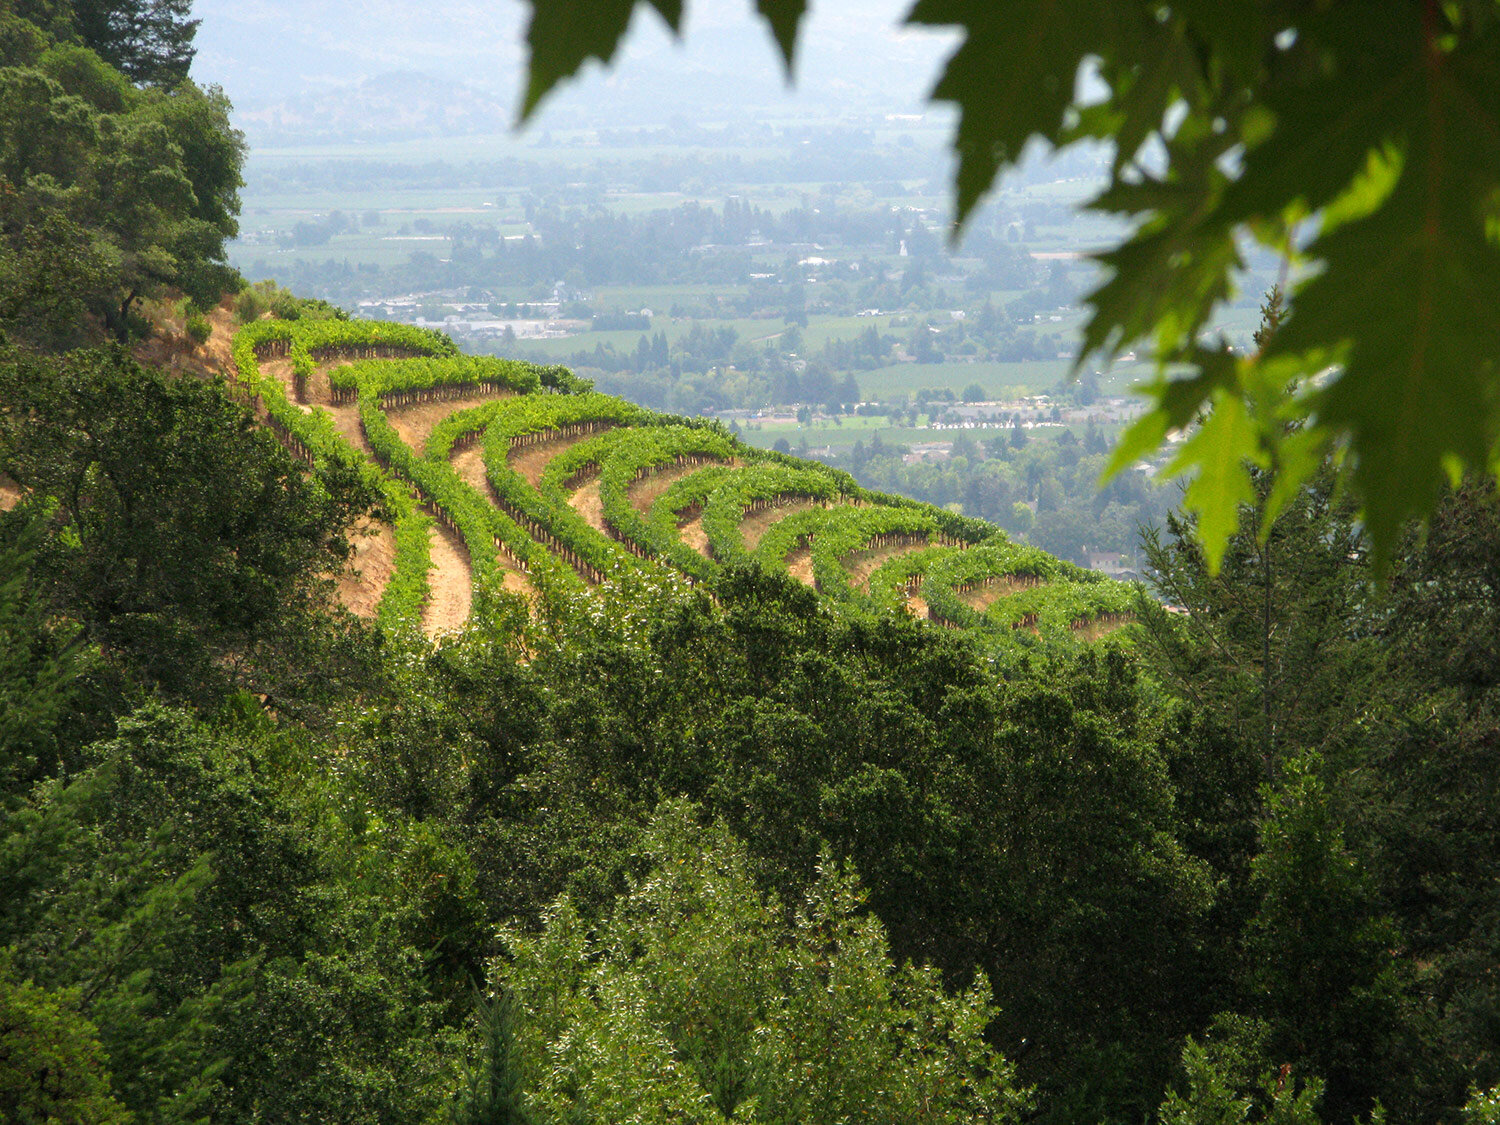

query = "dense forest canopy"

[
  {"left": 0, "top": 0, "right": 238, "bottom": 346},
  {"left": 2, "top": 3, "right": 1500, "bottom": 1125}
]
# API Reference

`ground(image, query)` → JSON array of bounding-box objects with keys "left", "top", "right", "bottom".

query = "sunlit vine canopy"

[{"left": 518, "top": 0, "right": 1500, "bottom": 570}]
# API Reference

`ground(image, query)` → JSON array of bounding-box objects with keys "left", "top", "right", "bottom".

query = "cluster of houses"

[{"left": 354, "top": 283, "right": 592, "bottom": 341}]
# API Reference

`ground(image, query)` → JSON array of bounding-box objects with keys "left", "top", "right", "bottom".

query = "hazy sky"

[{"left": 193, "top": 0, "right": 959, "bottom": 127}]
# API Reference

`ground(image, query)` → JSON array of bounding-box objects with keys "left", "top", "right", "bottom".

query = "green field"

[
  {"left": 735, "top": 419, "right": 935, "bottom": 453},
  {"left": 857, "top": 359, "right": 1047, "bottom": 400}
]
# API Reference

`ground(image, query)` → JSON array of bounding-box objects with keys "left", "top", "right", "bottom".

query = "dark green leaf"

[
  {"left": 1273, "top": 26, "right": 1500, "bottom": 567},
  {"left": 755, "top": 0, "right": 807, "bottom": 75},
  {"left": 906, "top": 0, "right": 1132, "bottom": 224},
  {"left": 1163, "top": 391, "right": 1265, "bottom": 571},
  {"left": 520, "top": 0, "right": 684, "bottom": 120}
]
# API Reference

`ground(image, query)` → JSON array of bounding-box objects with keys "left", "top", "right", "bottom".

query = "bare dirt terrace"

[
  {"left": 568, "top": 479, "right": 609, "bottom": 535},
  {"left": 840, "top": 539, "right": 932, "bottom": 593},
  {"left": 509, "top": 429, "right": 614, "bottom": 487},
  {"left": 387, "top": 392, "right": 507, "bottom": 455},
  {"left": 958, "top": 575, "right": 1044, "bottom": 612},
  {"left": 626, "top": 458, "right": 737, "bottom": 515},
  {"left": 422, "top": 522, "right": 473, "bottom": 636},
  {"left": 677, "top": 513, "right": 711, "bottom": 558},
  {"left": 739, "top": 498, "right": 822, "bottom": 552},
  {"left": 784, "top": 545, "right": 816, "bottom": 587},
  {"left": 334, "top": 517, "right": 397, "bottom": 618}
]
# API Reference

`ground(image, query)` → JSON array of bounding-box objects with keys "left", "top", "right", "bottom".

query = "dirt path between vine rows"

[
  {"left": 568, "top": 479, "right": 609, "bottom": 534},
  {"left": 906, "top": 592, "right": 930, "bottom": 619},
  {"left": 335, "top": 517, "right": 396, "bottom": 618},
  {"left": 1073, "top": 616, "right": 1133, "bottom": 641},
  {"left": 498, "top": 569, "right": 533, "bottom": 600},
  {"left": 840, "top": 539, "right": 932, "bottom": 593},
  {"left": 958, "top": 576, "right": 1044, "bottom": 612},
  {"left": 259, "top": 358, "right": 372, "bottom": 457},
  {"left": 387, "top": 392, "right": 508, "bottom": 456},
  {"left": 626, "top": 458, "right": 737, "bottom": 515},
  {"left": 784, "top": 545, "right": 816, "bottom": 587},
  {"left": 677, "top": 513, "right": 711, "bottom": 558},
  {"left": 304, "top": 359, "right": 340, "bottom": 405},
  {"left": 259, "top": 358, "right": 313, "bottom": 411},
  {"left": 451, "top": 443, "right": 491, "bottom": 495},
  {"left": 447, "top": 444, "right": 537, "bottom": 604},
  {"left": 326, "top": 402, "right": 373, "bottom": 458},
  {"left": 739, "top": 498, "right": 821, "bottom": 552},
  {"left": 422, "top": 522, "right": 473, "bottom": 637},
  {"left": 509, "top": 428, "right": 615, "bottom": 488},
  {"left": 0, "top": 474, "right": 21, "bottom": 511}
]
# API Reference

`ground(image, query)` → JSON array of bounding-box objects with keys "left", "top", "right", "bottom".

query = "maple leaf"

[
  {"left": 1266, "top": 18, "right": 1500, "bottom": 567},
  {"left": 1163, "top": 391, "right": 1266, "bottom": 568}
]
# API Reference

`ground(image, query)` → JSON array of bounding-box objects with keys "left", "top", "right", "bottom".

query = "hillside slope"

[{"left": 232, "top": 317, "right": 1137, "bottom": 642}]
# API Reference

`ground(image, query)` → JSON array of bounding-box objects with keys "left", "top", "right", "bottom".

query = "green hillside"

[
  {"left": 7, "top": 4, "right": 1500, "bottom": 1125},
  {"left": 231, "top": 315, "right": 1136, "bottom": 644}
]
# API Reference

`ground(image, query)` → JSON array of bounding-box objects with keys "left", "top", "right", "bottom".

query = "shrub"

[
  {"left": 184, "top": 313, "right": 212, "bottom": 346},
  {"left": 233, "top": 288, "right": 267, "bottom": 324},
  {"left": 269, "top": 291, "right": 303, "bottom": 321}
]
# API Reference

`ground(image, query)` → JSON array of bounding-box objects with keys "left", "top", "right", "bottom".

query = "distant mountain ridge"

[
  {"left": 236, "top": 71, "right": 512, "bottom": 142},
  {"left": 193, "top": 0, "right": 954, "bottom": 136}
]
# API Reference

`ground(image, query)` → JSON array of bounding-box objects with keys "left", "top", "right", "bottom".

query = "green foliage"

[
  {"left": 495, "top": 803, "right": 1028, "bottom": 1125},
  {"left": 183, "top": 310, "right": 210, "bottom": 343},
  {"left": 450, "top": 986, "right": 531, "bottom": 1125},
  {"left": 1158, "top": 1018, "right": 1325, "bottom": 1125},
  {"left": 0, "top": 12, "right": 49, "bottom": 68},
  {"left": 751, "top": 501, "right": 937, "bottom": 599},
  {"left": 982, "top": 571, "right": 1134, "bottom": 638},
  {"left": 919, "top": 543, "right": 1056, "bottom": 624},
  {"left": 587, "top": 424, "right": 737, "bottom": 581},
  {"left": 38, "top": 42, "right": 129, "bottom": 112},
  {"left": 1245, "top": 754, "right": 1418, "bottom": 1124},
  {"left": 699, "top": 462, "right": 845, "bottom": 564},
  {"left": 1132, "top": 474, "right": 1500, "bottom": 1121},
  {"left": 865, "top": 539, "right": 1136, "bottom": 644},
  {"left": 232, "top": 285, "right": 265, "bottom": 323},
  {"left": 0, "top": 32, "right": 243, "bottom": 346},
  {"left": 366, "top": 479, "right": 433, "bottom": 633},
  {"left": 507, "top": 593, "right": 1218, "bottom": 1116},
  {"left": 1137, "top": 460, "right": 1379, "bottom": 769},
  {"left": 0, "top": 507, "right": 86, "bottom": 801},
  {"left": 0, "top": 955, "right": 130, "bottom": 1125},
  {"left": 293, "top": 316, "right": 457, "bottom": 362},
  {"left": 472, "top": 392, "right": 651, "bottom": 585},
  {"left": 1, "top": 701, "right": 465, "bottom": 1124},
  {"left": 234, "top": 316, "right": 1095, "bottom": 646},
  {"left": 359, "top": 374, "right": 512, "bottom": 597},
  {"left": 1316, "top": 479, "right": 1500, "bottom": 1115},
  {"left": 1467, "top": 1087, "right": 1500, "bottom": 1125},
  {"left": 70, "top": 0, "right": 200, "bottom": 88},
  {"left": 233, "top": 280, "right": 345, "bottom": 325},
  {"left": 233, "top": 318, "right": 464, "bottom": 630},
  {"left": 38, "top": 280, "right": 1500, "bottom": 1124},
  {"left": 332, "top": 355, "right": 543, "bottom": 406},
  {"left": 137, "top": 80, "right": 242, "bottom": 250}
]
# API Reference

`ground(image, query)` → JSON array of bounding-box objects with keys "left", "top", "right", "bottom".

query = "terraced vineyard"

[{"left": 233, "top": 318, "right": 1138, "bottom": 642}]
